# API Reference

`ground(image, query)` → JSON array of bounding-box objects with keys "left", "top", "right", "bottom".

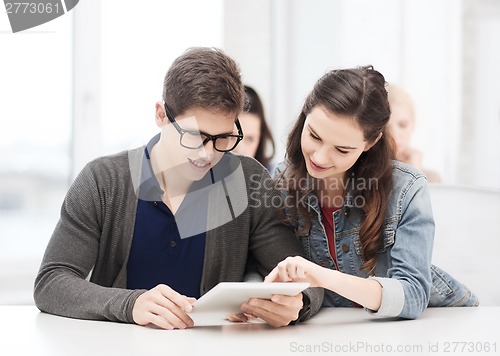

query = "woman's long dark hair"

[
  {"left": 279, "top": 66, "right": 395, "bottom": 274},
  {"left": 244, "top": 85, "right": 275, "bottom": 169}
]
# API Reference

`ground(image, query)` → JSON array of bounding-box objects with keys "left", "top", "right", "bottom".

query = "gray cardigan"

[{"left": 34, "top": 148, "right": 323, "bottom": 324}]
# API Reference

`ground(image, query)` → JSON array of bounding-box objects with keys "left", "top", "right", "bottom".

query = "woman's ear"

[
  {"left": 363, "top": 132, "right": 383, "bottom": 152},
  {"left": 155, "top": 101, "right": 168, "bottom": 128}
]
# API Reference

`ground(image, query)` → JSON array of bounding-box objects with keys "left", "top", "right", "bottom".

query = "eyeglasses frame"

[{"left": 163, "top": 102, "right": 244, "bottom": 152}]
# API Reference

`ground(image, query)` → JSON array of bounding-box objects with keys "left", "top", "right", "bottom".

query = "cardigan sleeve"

[{"left": 34, "top": 159, "right": 144, "bottom": 323}]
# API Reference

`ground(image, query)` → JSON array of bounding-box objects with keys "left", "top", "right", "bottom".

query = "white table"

[{"left": 1, "top": 306, "right": 499, "bottom": 356}]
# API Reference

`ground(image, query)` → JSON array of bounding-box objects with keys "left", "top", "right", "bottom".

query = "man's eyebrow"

[
  {"left": 183, "top": 129, "right": 234, "bottom": 137},
  {"left": 182, "top": 125, "right": 234, "bottom": 137},
  {"left": 198, "top": 129, "right": 235, "bottom": 137},
  {"left": 307, "top": 124, "right": 357, "bottom": 150}
]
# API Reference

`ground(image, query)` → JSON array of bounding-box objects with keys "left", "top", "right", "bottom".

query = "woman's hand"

[
  {"left": 266, "top": 256, "right": 383, "bottom": 312},
  {"left": 264, "top": 256, "right": 325, "bottom": 287},
  {"left": 132, "top": 284, "right": 196, "bottom": 330}
]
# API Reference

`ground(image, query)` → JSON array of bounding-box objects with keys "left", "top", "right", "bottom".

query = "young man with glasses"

[{"left": 34, "top": 47, "right": 322, "bottom": 330}]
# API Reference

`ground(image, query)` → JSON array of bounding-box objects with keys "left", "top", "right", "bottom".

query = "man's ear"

[
  {"left": 364, "top": 132, "right": 383, "bottom": 152},
  {"left": 155, "top": 101, "right": 168, "bottom": 128}
]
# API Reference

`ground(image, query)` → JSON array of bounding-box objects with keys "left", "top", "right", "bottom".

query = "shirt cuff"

[{"left": 366, "top": 276, "right": 404, "bottom": 317}]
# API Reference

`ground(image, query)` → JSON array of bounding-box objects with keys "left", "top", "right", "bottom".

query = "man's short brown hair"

[{"left": 163, "top": 47, "right": 245, "bottom": 119}]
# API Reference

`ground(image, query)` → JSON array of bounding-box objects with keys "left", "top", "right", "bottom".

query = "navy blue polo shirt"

[{"left": 126, "top": 135, "right": 206, "bottom": 298}]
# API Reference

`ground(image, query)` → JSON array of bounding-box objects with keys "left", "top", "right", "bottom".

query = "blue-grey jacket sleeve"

[{"left": 369, "top": 176, "right": 434, "bottom": 319}]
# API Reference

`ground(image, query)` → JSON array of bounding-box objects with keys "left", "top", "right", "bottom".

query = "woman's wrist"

[{"left": 317, "top": 267, "right": 339, "bottom": 290}]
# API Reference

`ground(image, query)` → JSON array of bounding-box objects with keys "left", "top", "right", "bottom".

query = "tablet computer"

[{"left": 190, "top": 282, "right": 310, "bottom": 314}]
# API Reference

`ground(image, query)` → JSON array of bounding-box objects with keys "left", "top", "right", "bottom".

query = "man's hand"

[
  {"left": 132, "top": 284, "right": 196, "bottom": 330},
  {"left": 238, "top": 293, "right": 303, "bottom": 327}
]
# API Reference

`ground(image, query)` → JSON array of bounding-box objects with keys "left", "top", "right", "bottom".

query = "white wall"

[{"left": 473, "top": 19, "right": 500, "bottom": 188}]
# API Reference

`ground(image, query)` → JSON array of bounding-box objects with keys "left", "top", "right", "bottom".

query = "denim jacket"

[{"left": 275, "top": 160, "right": 478, "bottom": 319}]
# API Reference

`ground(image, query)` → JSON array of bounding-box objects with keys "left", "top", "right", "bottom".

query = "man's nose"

[{"left": 198, "top": 139, "right": 216, "bottom": 159}]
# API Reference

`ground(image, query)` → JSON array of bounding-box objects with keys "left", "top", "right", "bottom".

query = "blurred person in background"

[
  {"left": 233, "top": 85, "right": 276, "bottom": 172},
  {"left": 387, "top": 84, "right": 441, "bottom": 183}
]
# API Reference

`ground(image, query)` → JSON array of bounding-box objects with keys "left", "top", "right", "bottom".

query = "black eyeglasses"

[{"left": 164, "top": 103, "right": 244, "bottom": 152}]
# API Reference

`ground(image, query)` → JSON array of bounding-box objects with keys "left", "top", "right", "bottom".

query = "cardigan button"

[
  {"left": 342, "top": 243, "right": 350, "bottom": 253},
  {"left": 170, "top": 240, "right": 177, "bottom": 248}
]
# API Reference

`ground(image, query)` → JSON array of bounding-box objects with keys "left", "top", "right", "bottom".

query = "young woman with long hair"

[{"left": 266, "top": 66, "right": 477, "bottom": 319}]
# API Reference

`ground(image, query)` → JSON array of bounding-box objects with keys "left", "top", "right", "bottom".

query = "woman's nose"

[{"left": 312, "top": 145, "right": 331, "bottom": 166}]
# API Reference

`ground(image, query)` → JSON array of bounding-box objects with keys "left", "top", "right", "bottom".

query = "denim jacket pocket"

[{"left": 353, "top": 226, "right": 396, "bottom": 256}]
